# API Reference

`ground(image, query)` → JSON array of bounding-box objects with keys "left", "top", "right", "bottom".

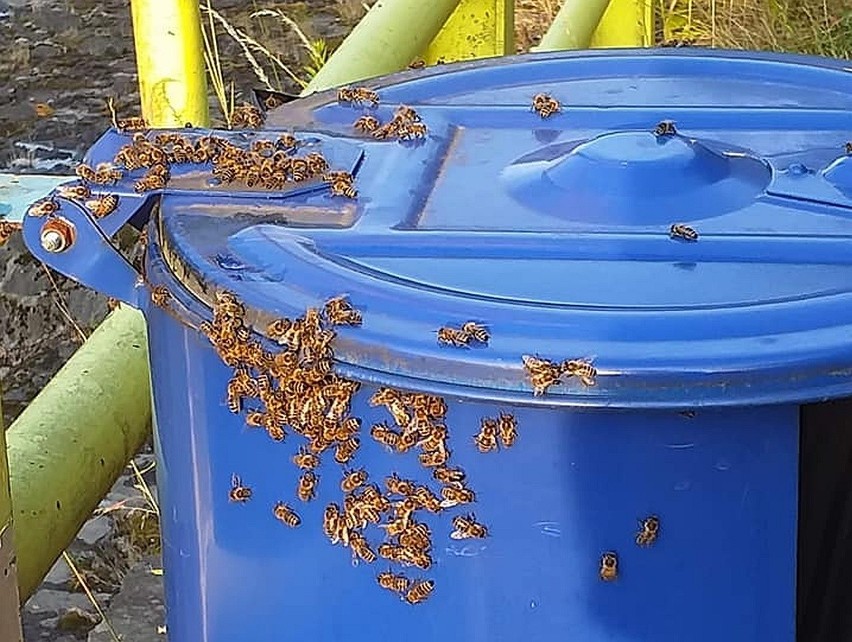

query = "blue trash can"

[{"left": 23, "top": 48, "right": 852, "bottom": 642}]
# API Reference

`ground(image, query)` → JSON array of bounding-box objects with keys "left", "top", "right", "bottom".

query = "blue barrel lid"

[{"left": 78, "top": 49, "right": 852, "bottom": 407}]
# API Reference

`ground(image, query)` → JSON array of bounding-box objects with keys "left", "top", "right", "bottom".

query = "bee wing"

[
  {"left": 439, "top": 499, "right": 459, "bottom": 509},
  {"left": 449, "top": 529, "right": 467, "bottom": 541}
]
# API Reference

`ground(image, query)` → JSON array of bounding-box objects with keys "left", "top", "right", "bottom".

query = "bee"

[
  {"left": 337, "top": 86, "right": 380, "bottom": 107},
  {"left": 266, "top": 318, "right": 293, "bottom": 343},
  {"left": 371, "top": 422, "right": 401, "bottom": 450},
  {"left": 432, "top": 465, "right": 466, "bottom": 485},
  {"left": 134, "top": 171, "right": 168, "bottom": 193},
  {"left": 845, "top": 141, "right": 852, "bottom": 155},
  {"left": 229, "top": 474, "right": 252, "bottom": 502},
  {"left": 377, "top": 570, "right": 410, "bottom": 594},
  {"left": 325, "top": 171, "right": 358, "bottom": 198},
  {"left": 419, "top": 448, "right": 449, "bottom": 468},
  {"left": 323, "top": 502, "right": 346, "bottom": 544},
  {"left": 377, "top": 543, "right": 408, "bottom": 564},
  {"left": 394, "top": 105, "right": 421, "bottom": 123},
  {"left": 230, "top": 102, "right": 265, "bottom": 129},
  {"left": 600, "top": 552, "right": 618, "bottom": 581},
  {"left": 354, "top": 115, "right": 381, "bottom": 133},
  {"left": 371, "top": 387, "right": 403, "bottom": 407},
  {"left": 636, "top": 515, "right": 660, "bottom": 547},
  {"left": 85, "top": 194, "right": 119, "bottom": 218},
  {"left": 292, "top": 445, "right": 320, "bottom": 470},
  {"left": 107, "top": 298, "right": 120, "bottom": 311},
  {"left": 679, "top": 410, "right": 697, "bottom": 419},
  {"left": 440, "top": 483, "right": 475, "bottom": 508},
  {"left": 334, "top": 436, "right": 360, "bottom": 464},
  {"left": 150, "top": 285, "right": 171, "bottom": 309},
  {"left": 251, "top": 139, "right": 275, "bottom": 156},
  {"left": 273, "top": 501, "right": 301, "bottom": 527},
  {"left": 413, "top": 485, "right": 442, "bottom": 513},
  {"left": 404, "top": 579, "right": 435, "bottom": 605},
  {"left": 460, "top": 321, "right": 489, "bottom": 344},
  {"left": 475, "top": 418, "right": 499, "bottom": 454},
  {"left": 669, "top": 223, "right": 698, "bottom": 242},
  {"left": 305, "top": 152, "right": 329, "bottom": 177},
  {"left": 654, "top": 120, "right": 677, "bottom": 137},
  {"left": 532, "top": 93, "right": 560, "bottom": 118},
  {"left": 436, "top": 326, "right": 469, "bottom": 347},
  {"left": 408, "top": 59, "right": 426, "bottom": 69},
  {"left": 297, "top": 470, "right": 319, "bottom": 502},
  {"left": 341, "top": 468, "right": 369, "bottom": 493},
  {"left": 396, "top": 122, "right": 428, "bottom": 141},
  {"left": 0, "top": 221, "right": 21, "bottom": 245},
  {"left": 522, "top": 354, "right": 563, "bottom": 396},
  {"left": 115, "top": 116, "right": 148, "bottom": 132},
  {"left": 408, "top": 550, "right": 433, "bottom": 571},
  {"left": 561, "top": 358, "right": 597, "bottom": 387},
  {"left": 267, "top": 423, "right": 286, "bottom": 442},
  {"left": 275, "top": 134, "right": 299, "bottom": 153},
  {"left": 385, "top": 473, "right": 416, "bottom": 497},
  {"left": 349, "top": 531, "right": 377, "bottom": 564},
  {"left": 323, "top": 294, "right": 362, "bottom": 326},
  {"left": 660, "top": 38, "right": 694, "bottom": 47},
  {"left": 399, "top": 520, "right": 432, "bottom": 551},
  {"left": 27, "top": 197, "right": 60, "bottom": 218},
  {"left": 57, "top": 184, "right": 91, "bottom": 201},
  {"left": 93, "top": 163, "right": 123, "bottom": 185},
  {"left": 497, "top": 411, "right": 517, "bottom": 448},
  {"left": 450, "top": 513, "right": 488, "bottom": 540}
]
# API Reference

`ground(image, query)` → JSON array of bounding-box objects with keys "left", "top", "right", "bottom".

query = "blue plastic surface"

[{"left": 22, "top": 48, "right": 830, "bottom": 641}]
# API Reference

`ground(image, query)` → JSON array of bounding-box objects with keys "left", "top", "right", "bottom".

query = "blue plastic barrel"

[{"left": 24, "top": 48, "right": 852, "bottom": 642}]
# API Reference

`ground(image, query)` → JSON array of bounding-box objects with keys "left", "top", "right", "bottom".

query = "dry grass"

[
  {"left": 515, "top": 0, "right": 852, "bottom": 56},
  {"left": 662, "top": 0, "right": 852, "bottom": 56},
  {"left": 516, "top": 0, "right": 562, "bottom": 51}
]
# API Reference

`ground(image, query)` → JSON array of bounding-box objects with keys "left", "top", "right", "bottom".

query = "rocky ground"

[{"left": 0, "top": 0, "right": 356, "bottom": 639}]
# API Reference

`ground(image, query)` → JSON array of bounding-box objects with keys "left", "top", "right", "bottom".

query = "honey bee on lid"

[
  {"left": 600, "top": 552, "right": 618, "bottom": 581},
  {"left": 669, "top": 223, "right": 699, "bottom": 242},
  {"left": 636, "top": 515, "right": 660, "bottom": 547}
]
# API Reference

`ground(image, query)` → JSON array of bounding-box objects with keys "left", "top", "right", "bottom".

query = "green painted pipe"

[
  {"left": 533, "top": 0, "right": 614, "bottom": 51},
  {"left": 6, "top": 306, "right": 152, "bottom": 601},
  {"left": 302, "top": 0, "right": 463, "bottom": 94}
]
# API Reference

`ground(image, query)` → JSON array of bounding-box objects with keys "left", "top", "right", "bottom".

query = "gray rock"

[
  {"left": 87, "top": 556, "right": 165, "bottom": 642},
  {"left": 76, "top": 516, "right": 112, "bottom": 547},
  {"left": 56, "top": 607, "right": 100, "bottom": 635},
  {"left": 42, "top": 559, "right": 72, "bottom": 587},
  {"left": 24, "top": 589, "right": 94, "bottom": 616}
]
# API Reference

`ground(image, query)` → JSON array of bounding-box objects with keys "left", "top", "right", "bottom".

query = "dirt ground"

[{"left": 0, "top": 0, "right": 353, "bottom": 639}]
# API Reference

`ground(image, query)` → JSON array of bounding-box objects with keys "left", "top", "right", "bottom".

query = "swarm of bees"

[
  {"left": 0, "top": 220, "right": 21, "bottom": 247},
  {"left": 532, "top": 93, "right": 561, "bottom": 119},
  {"left": 436, "top": 321, "right": 489, "bottom": 348},
  {"left": 230, "top": 102, "right": 266, "bottom": 129},
  {"left": 522, "top": 354, "right": 598, "bottom": 395},
  {"left": 669, "top": 223, "right": 698, "bottom": 242},
  {"left": 338, "top": 86, "right": 380, "bottom": 107},
  {"left": 352, "top": 105, "right": 428, "bottom": 142}
]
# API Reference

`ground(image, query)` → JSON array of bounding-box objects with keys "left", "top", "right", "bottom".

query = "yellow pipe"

[
  {"left": 591, "top": 0, "right": 654, "bottom": 47},
  {"left": 423, "top": 0, "right": 514, "bottom": 64},
  {"left": 130, "top": 0, "right": 210, "bottom": 128}
]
